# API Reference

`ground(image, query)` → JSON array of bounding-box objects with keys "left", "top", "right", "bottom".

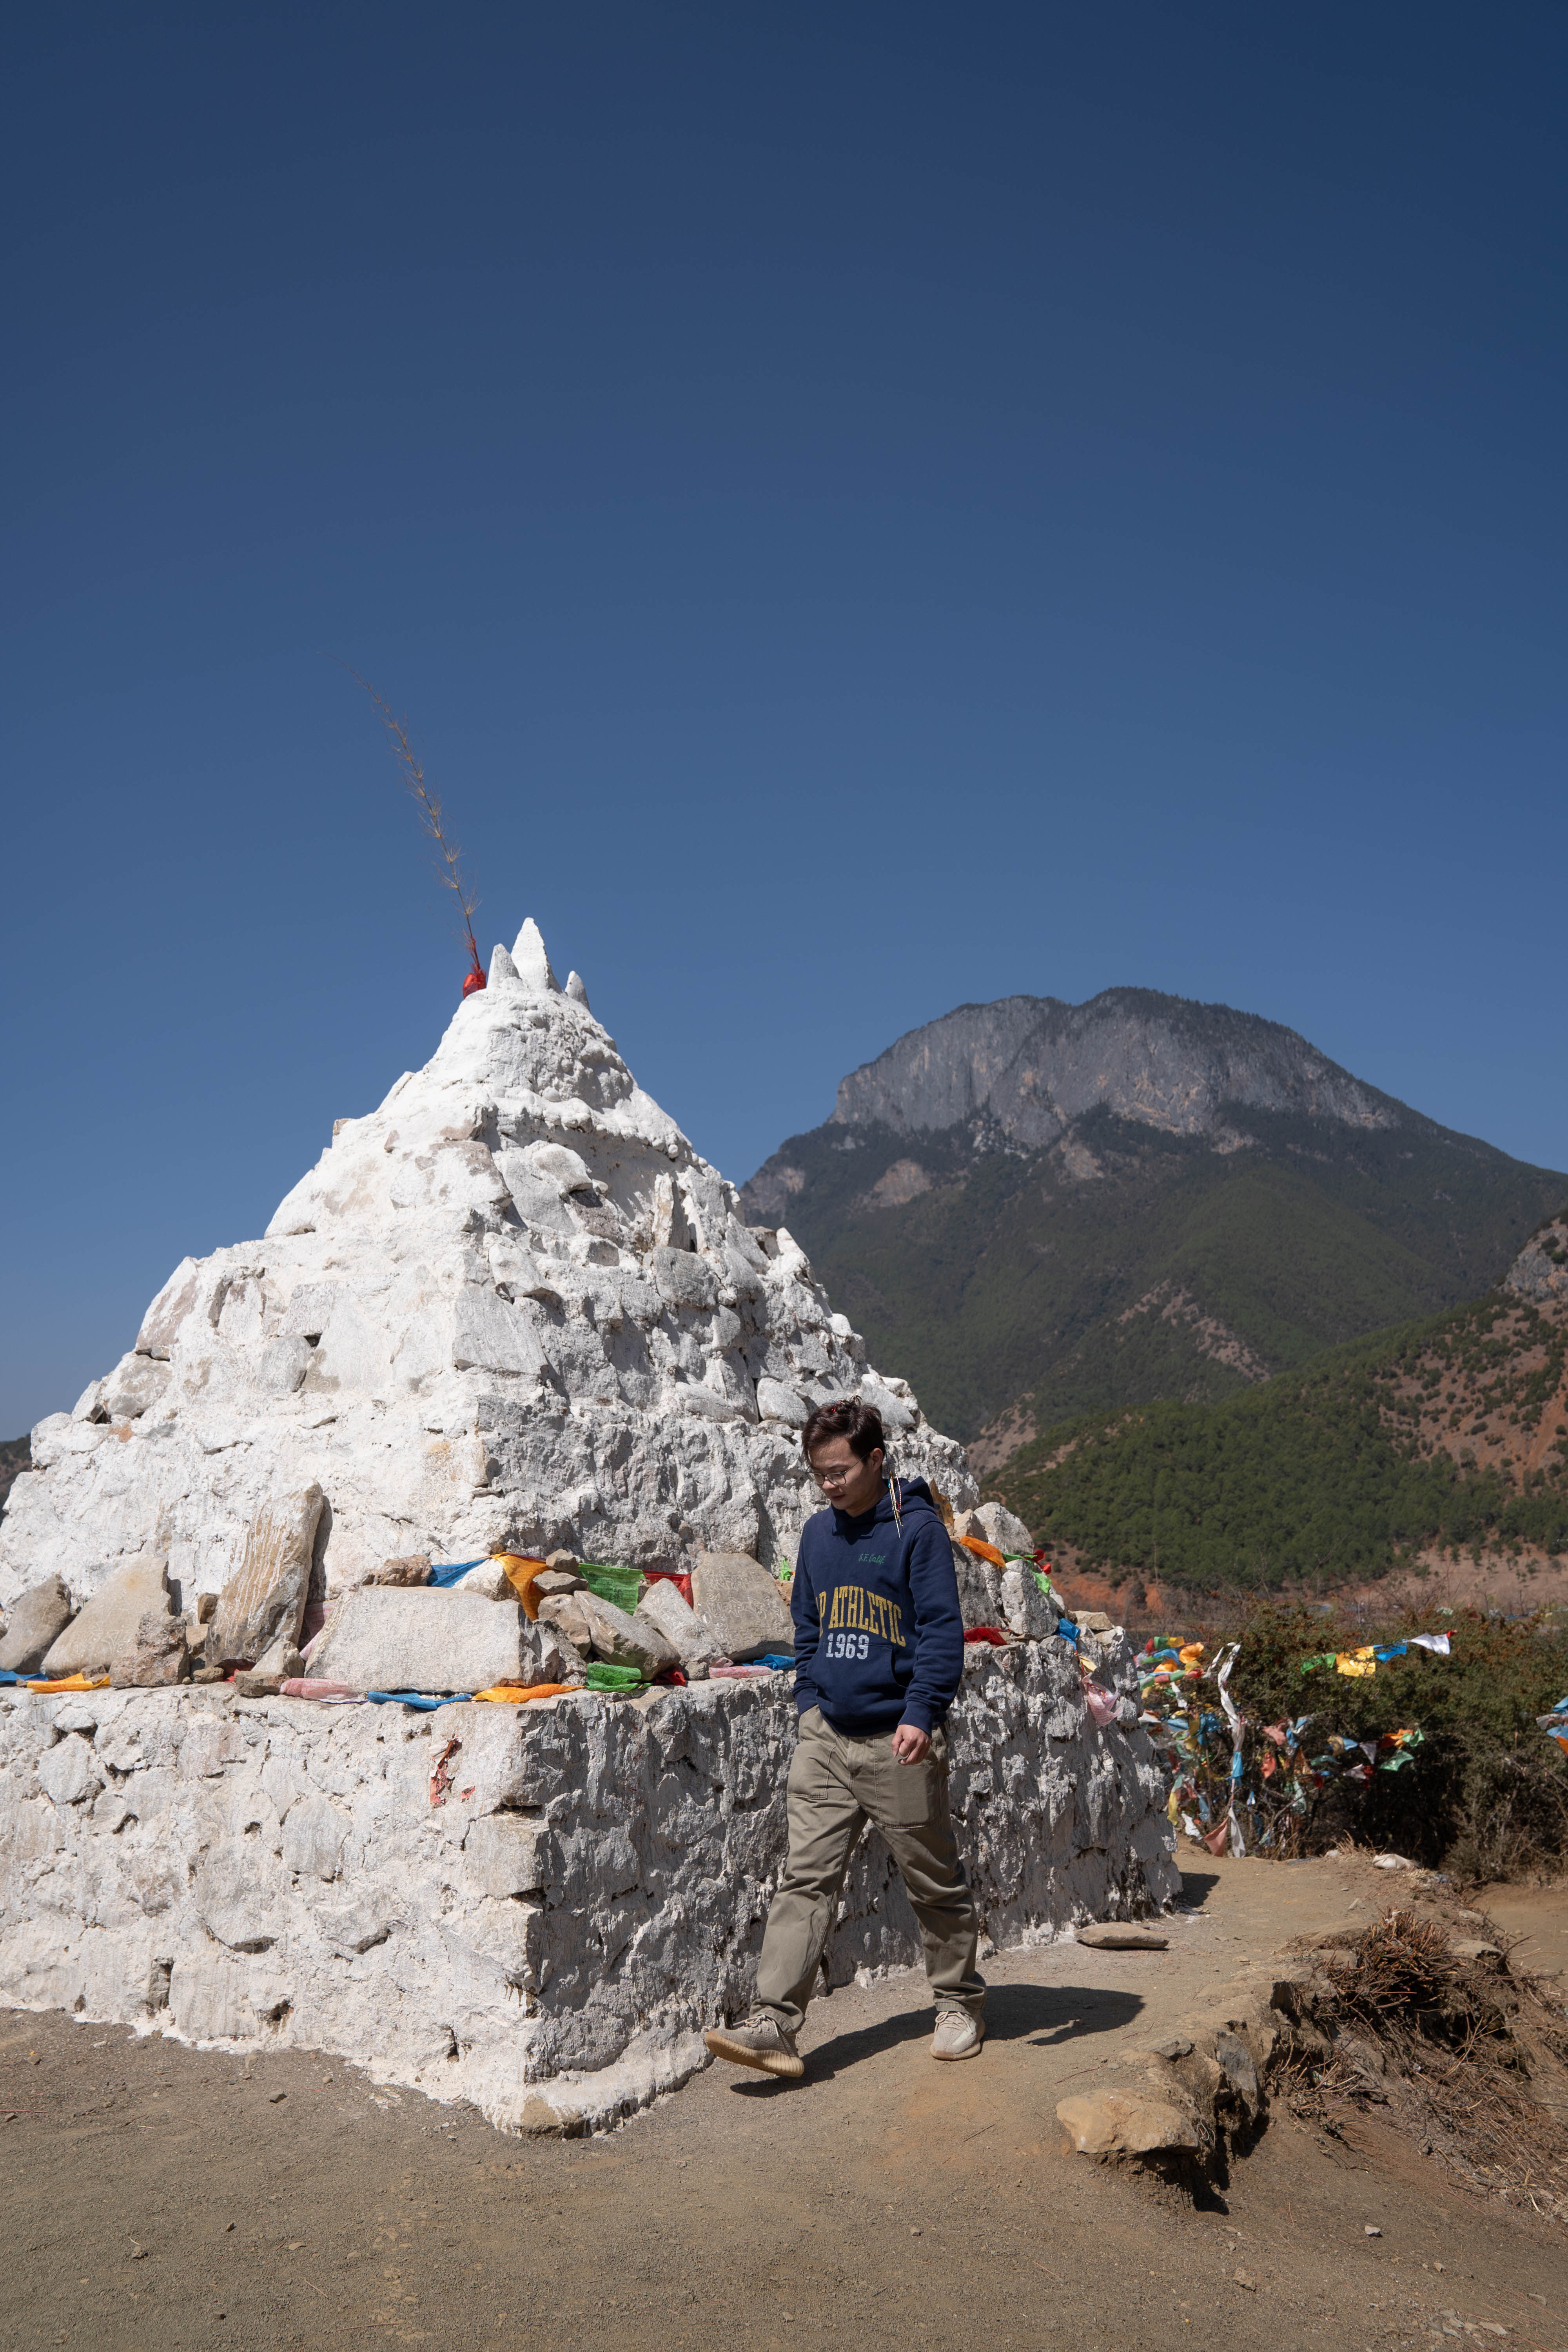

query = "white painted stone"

[
  {"left": 36, "top": 1731, "right": 98, "bottom": 1807},
  {"left": 956, "top": 1501, "right": 1035, "bottom": 1555},
  {"left": 511, "top": 917, "right": 559, "bottom": 994},
  {"left": 307, "top": 1587, "right": 568, "bottom": 1694},
  {"left": 80, "top": 1354, "right": 174, "bottom": 1421},
  {"left": 0, "top": 1645, "right": 1178, "bottom": 2134},
  {"left": 0, "top": 918, "right": 975, "bottom": 1619},
  {"left": 756, "top": 1378, "right": 809, "bottom": 1427},
  {"left": 860, "top": 1379, "right": 915, "bottom": 1433},
  {"left": 40, "top": 1556, "right": 172, "bottom": 1677}
]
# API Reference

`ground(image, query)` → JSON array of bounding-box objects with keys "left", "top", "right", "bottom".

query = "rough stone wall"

[{"left": 0, "top": 1642, "right": 1178, "bottom": 2134}]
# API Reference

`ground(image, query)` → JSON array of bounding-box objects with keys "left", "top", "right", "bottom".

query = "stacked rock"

[{"left": 0, "top": 918, "right": 975, "bottom": 1626}]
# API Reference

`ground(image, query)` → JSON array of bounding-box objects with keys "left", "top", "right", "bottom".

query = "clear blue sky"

[{"left": 4, "top": 3, "right": 1566, "bottom": 1435}]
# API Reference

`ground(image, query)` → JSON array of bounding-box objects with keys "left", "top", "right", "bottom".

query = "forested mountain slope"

[
  {"left": 741, "top": 989, "right": 1566, "bottom": 1453},
  {"left": 986, "top": 1210, "right": 1568, "bottom": 1594}
]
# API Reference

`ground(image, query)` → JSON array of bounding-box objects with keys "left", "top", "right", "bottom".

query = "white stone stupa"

[{"left": 0, "top": 921, "right": 976, "bottom": 1612}]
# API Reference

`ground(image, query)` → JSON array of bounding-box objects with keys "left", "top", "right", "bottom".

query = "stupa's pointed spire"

[
  {"left": 510, "top": 918, "right": 559, "bottom": 995},
  {"left": 489, "top": 942, "right": 522, "bottom": 987},
  {"left": 565, "top": 970, "right": 591, "bottom": 1010}
]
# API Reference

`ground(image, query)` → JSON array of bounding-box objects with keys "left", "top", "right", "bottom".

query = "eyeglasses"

[{"left": 812, "top": 1466, "right": 857, "bottom": 1488}]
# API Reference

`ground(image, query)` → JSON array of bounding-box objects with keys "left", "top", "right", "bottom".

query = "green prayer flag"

[
  {"left": 584, "top": 1661, "right": 644, "bottom": 1692},
  {"left": 579, "top": 1564, "right": 642, "bottom": 1615}
]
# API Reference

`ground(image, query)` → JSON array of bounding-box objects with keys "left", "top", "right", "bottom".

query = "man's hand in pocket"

[{"left": 891, "top": 1723, "right": 931, "bottom": 1765}]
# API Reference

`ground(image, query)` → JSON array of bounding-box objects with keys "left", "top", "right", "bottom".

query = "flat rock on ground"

[
  {"left": 1075, "top": 1922, "right": 1169, "bottom": 1949},
  {"left": 690, "top": 1552, "right": 794, "bottom": 1660},
  {"left": 5, "top": 1853, "right": 1563, "bottom": 2350},
  {"left": 39, "top": 1555, "right": 171, "bottom": 1677}
]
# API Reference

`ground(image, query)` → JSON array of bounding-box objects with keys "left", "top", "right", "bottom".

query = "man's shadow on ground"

[{"left": 726, "top": 1980, "right": 1144, "bottom": 2095}]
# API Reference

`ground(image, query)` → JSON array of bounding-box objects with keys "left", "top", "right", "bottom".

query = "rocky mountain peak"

[{"left": 830, "top": 987, "right": 1395, "bottom": 1152}]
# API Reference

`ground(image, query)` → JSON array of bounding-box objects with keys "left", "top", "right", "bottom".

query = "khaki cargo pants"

[{"left": 753, "top": 1706, "right": 985, "bottom": 2034}]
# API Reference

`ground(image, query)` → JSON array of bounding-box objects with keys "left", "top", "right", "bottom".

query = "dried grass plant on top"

[{"left": 1283, "top": 1908, "right": 1568, "bottom": 2230}]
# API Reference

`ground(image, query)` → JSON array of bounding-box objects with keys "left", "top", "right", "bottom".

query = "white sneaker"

[
  {"left": 931, "top": 2011, "right": 984, "bottom": 2061},
  {"left": 703, "top": 2014, "right": 805, "bottom": 2079}
]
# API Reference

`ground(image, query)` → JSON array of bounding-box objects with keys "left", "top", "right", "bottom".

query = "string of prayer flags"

[{"left": 1300, "top": 1630, "right": 1456, "bottom": 1677}]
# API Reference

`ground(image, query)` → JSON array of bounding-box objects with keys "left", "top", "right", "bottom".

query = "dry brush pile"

[{"left": 1281, "top": 1909, "right": 1568, "bottom": 2230}]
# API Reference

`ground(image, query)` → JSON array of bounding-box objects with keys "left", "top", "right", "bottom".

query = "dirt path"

[{"left": 3, "top": 1855, "right": 1564, "bottom": 2351}]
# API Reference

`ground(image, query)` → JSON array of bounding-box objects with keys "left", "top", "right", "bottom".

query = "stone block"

[
  {"left": 0, "top": 1575, "right": 74, "bottom": 1673},
  {"left": 951, "top": 1541, "right": 1003, "bottom": 1631},
  {"left": 1056, "top": 2089, "right": 1197, "bottom": 2157},
  {"left": 205, "top": 1485, "right": 324, "bottom": 1668},
  {"left": 651, "top": 1248, "right": 719, "bottom": 1312},
  {"left": 961, "top": 1500, "right": 1034, "bottom": 1555},
  {"left": 282, "top": 1793, "right": 350, "bottom": 1881},
  {"left": 98, "top": 1354, "right": 174, "bottom": 1420},
  {"left": 755, "top": 1378, "right": 809, "bottom": 1427},
  {"left": 259, "top": 1336, "right": 312, "bottom": 1394},
  {"left": 120, "top": 1610, "right": 191, "bottom": 1688},
  {"left": 535, "top": 1593, "right": 593, "bottom": 1653},
  {"left": 365, "top": 1554, "right": 432, "bottom": 1588},
  {"left": 41, "top": 1555, "right": 171, "bottom": 1677},
  {"left": 690, "top": 1553, "right": 794, "bottom": 1661},
  {"left": 306, "top": 1585, "right": 544, "bottom": 1693},
  {"left": 635, "top": 1577, "right": 715, "bottom": 1671},
  {"left": 860, "top": 1379, "right": 914, "bottom": 1432},
  {"left": 577, "top": 1590, "right": 677, "bottom": 1677},
  {"left": 1000, "top": 1563, "right": 1056, "bottom": 1641},
  {"left": 37, "top": 1732, "right": 98, "bottom": 1807},
  {"left": 451, "top": 1284, "right": 550, "bottom": 1378},
  {"left": 464, "top": 1815, "right": 550, "bottom": 1897},
  {"left": 1076, "top": 1923, "right": 1169, "bottom": 1950},
  {"left": 133, "top": 1256, "right": 201, "bottom": 1359}
]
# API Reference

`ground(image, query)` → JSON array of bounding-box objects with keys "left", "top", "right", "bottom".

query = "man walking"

[{"left": 704, "top": 1397, "right": 985, "bottom": 2079}]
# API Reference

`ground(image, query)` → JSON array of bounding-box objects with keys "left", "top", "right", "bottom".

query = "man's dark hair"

[{"left": 800, "top": 1396, "right": 887, "bottom": 1468}]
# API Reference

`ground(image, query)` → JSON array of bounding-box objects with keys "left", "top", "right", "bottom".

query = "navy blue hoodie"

[{"left": 791, "top": 1477, "right": 964, "bottom": 1737}]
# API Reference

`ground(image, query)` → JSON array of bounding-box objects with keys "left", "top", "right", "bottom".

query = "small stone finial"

[
  {"left": 564, "top": 970, "right": 590, "bottom": 1010},
  {"left": 510, "top": 918, "right": 560, "bottom": 995},
  {"left": 489, "top": 943, "right": 522, "bottom": 987}
]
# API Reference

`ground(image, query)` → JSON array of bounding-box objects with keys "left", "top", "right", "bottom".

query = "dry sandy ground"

[{"left": 3, "top": 1856, "right": 1565, "bottom": 2352}]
